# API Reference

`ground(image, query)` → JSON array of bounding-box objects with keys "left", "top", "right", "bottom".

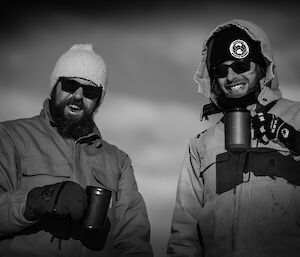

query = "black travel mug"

[
  {"left": 224, "top": 108, "right": 251, "bottom": 152},
  {"left": 82, "top": 186, "right": 112, "bottom": 230}
]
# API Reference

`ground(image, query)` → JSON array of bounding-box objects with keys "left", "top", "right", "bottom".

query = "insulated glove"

[
  {"left": 24, "top": 181, "right": 88, "bottom": 221},
  {"left": 252, "top": 112, "right": 298, "bottom": 151}
]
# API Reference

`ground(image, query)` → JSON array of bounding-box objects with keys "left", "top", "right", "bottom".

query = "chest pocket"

[
  {"left": 215, "top": 151, "right": 247, "bottom": 194},
  {"left": 215, "top": 148, "right": 300, "bottom": 194},
  {"left": 21, "top": 156, "right": 71, "bottom": 189},
  {"left": 91, "top": 167, "right": 119, "bottom": 196},
  {"left": 246, "top": 148, "right": 300, "bottom": 186},
  {"left": 90, "top": 167, "right": 119, "bottom": 231}
]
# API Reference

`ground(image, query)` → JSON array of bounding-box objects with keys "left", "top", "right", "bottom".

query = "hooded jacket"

[
  {"left": 167, "top": 19, "right": 300, "bottom": 257},
  {"left": 0, "top": 99, "right": 153, "bottom": 257}
]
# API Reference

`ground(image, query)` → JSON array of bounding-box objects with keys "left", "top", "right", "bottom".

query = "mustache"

[{"left": 225, "top": 79, "right": 248, "bottom": 86}]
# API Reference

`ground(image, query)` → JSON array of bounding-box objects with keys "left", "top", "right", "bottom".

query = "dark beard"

[
  {"left": 216, "top": 90, "right": 257, "bottom": 110},
  {"left": 216, "top": 82, "right": 260, "bottom": 111},
  {"left": 49, "top": 97, "right": 95, "bottom": 140}
]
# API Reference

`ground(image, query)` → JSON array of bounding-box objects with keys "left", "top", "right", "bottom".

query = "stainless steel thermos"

[{"left": 224, "top": 108, "right": 251, "bottom": 152}]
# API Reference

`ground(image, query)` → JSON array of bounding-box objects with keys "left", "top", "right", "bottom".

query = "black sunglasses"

[
  {"left": 59, "top": 77, "right": 102, "bottom": 99},
  {"left": 212, "top": 59, "right": 251, "bottom": 78}
]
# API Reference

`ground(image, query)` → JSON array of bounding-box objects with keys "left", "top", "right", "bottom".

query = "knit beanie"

[
  {"left": 207, "top": 25, "right": 266, "bottom": 72},
  {"left": 50, "top": 44, "right": 108, "bottom": 102}
]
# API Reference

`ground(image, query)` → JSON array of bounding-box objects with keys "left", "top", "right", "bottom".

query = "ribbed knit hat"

[
  {"left": 50, "top": 44, "right": 107, "bottom": 102},
  {"left": 207, "top": 25, "right": 266, "bottom": 72}
]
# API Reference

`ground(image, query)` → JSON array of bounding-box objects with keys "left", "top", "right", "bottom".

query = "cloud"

[
  {"left": 280, "top": 85, "right": 300, "bottom": 101},
  {"left": 0, "top": 88, "right": 44, "bottom": 121},
  {"left": 96, "top": 92, "right": 201, "bottom": 178}
]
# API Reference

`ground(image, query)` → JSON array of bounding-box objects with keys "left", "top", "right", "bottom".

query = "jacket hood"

[{"left": 194, "top": 19, "right": 282, "bottom": 112}]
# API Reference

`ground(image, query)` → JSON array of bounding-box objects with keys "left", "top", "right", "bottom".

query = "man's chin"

[
  {"left": 225, "top": 90, "right": 249, "bottom": 98},
  {"left": 227, "top": 94, "right": 247, "bottom": 99},
  {"left": 56, "top": 116, "right": 94, "bottom": 139},
  {"left": 53, "top": 107, "right": 94, "bottom": 139}
]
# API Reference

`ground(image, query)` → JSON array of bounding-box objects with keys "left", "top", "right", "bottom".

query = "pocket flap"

[
  {"left": 21, "top": 157, "right": 71, "bottom": 178},
  {"left": 91, "top": 167, "right": 118, "bottom": 192},
  {"left": 216, "top": 151, "right": 230, "bottom": 162}
]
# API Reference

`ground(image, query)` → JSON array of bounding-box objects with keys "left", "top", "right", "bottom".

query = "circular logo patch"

[
  {"left": 42, "top": 187, "right": 55, "bottom": 200},
  {"left": 281, "top": 128, "right": 290, "bottom": 139},
  {"left": 229, "top": 39, "right": 249, "bottom": 59}
]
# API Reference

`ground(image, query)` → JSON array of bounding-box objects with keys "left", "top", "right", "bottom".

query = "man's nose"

[
  {"left": 226, "top": 67, "right": 238, "bottom": 81},
  {"left": 72, "top": 87, "right": 84, "bottom": 99}
]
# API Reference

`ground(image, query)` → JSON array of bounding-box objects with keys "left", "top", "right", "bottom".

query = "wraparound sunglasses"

[
  {"left": 212, "top": 59, "right": 252, "bottom": 78},
  {"left": 59, "top": 77, "right": 102, "bottom": 99}
]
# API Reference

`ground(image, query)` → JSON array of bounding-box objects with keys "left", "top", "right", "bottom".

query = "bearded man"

[{"left": 0, "top": 44, "right": 153, "bottom": 257}]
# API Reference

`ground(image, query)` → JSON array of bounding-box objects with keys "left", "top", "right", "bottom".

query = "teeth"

[
  {"left": 70, "top": 104, "right": 79, "bottom": 109},
  {"left": 230, "top": 84, "right": 244, "bottom": 91},
  {"left": 68, "top": 104, "right": 81, "bottom": 111}
]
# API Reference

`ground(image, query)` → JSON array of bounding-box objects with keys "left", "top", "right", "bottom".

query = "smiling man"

[
  {"left": 0, "top": 44, "right": 153, "bottom": 257},
  {"left": 50, "top": 77, "right": 102, "bottom": 139},
  {"left": 167, "top": 20, "right": 300, "bottom": 257},
  {"left": 208, "top": 25, "right": 266, "bottom": 109}
]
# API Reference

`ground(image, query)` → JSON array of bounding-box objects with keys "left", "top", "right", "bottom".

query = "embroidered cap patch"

[{"left": 229, "top": 39, "right": 249, "bottom": 59}]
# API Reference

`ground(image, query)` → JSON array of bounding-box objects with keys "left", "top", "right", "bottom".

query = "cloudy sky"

[{"left": 1, "top": 1, "right": 300, "bottom": 256}]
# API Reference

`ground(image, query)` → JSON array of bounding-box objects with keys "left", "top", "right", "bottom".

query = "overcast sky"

[{"left": 1, "top": 1, "right": 300, "bottom": 256}]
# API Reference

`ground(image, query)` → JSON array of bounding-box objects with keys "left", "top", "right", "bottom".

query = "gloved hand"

[
  {"left": 24, "top": 181, "right": 88, "bottom": 221},
  {"left": 252, "top": 112, "right": 296, "bottom": 145}
]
